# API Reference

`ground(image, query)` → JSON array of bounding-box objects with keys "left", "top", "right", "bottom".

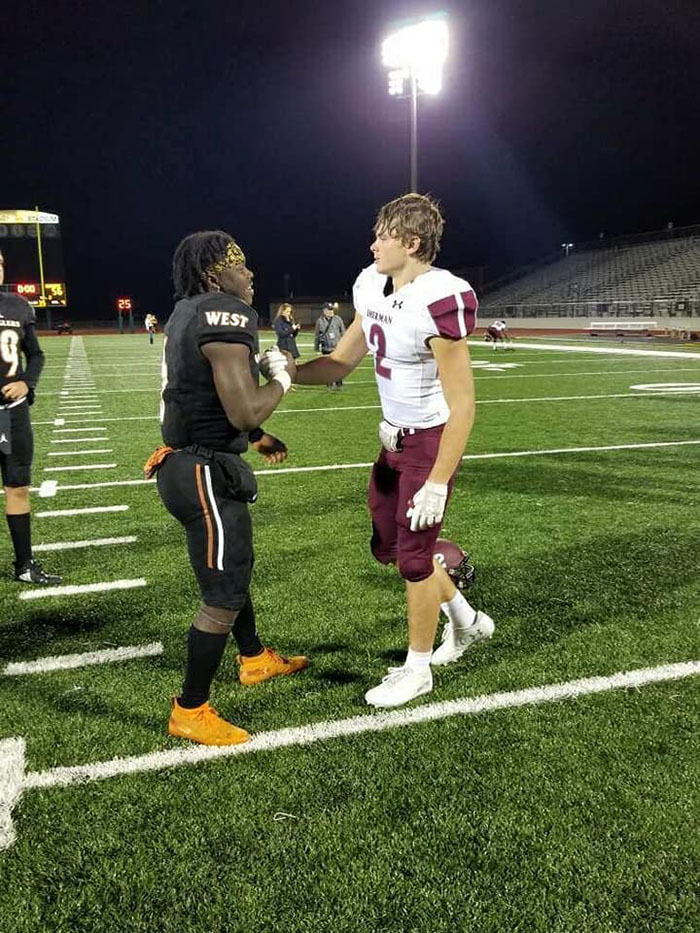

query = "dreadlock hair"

[
  {"left": 374, "top": 193, "right": 445, "bottom": 264},
  {"left": 172, "top": 230, "right": 235, "bottom": 299}
]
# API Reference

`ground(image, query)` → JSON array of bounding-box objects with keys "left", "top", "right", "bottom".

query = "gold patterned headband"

[{"left": 206, "top": 241, "right": 246, "bottom": 275}]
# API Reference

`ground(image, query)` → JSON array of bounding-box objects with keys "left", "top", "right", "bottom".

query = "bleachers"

[{"left": 481, "top": 227, "right": 700, "bottom": 314}]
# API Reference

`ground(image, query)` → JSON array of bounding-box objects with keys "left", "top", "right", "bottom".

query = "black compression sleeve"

[{"left": 21, "top": 325, "right": 45, "bottom": 388}]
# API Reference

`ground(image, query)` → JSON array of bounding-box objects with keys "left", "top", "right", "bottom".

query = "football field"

[{"left": 1, "top": 333, "right": 699, "bottom": 932}]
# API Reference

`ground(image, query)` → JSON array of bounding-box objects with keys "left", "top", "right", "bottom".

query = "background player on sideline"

[
  {"left": 0, "top": 249, "right": 61, "bottom": 585},
  {"left": 144, "top": 313, "right": 158, "bottom": 345},
  {"left": 146, "top": 230, "right": 308, "bottom": 746},
  {"left": 485, "top": 319, "right": 512, "bottom": 350},
  {"left": 295, "top": 194, "right": 494, "bottom": 708}
]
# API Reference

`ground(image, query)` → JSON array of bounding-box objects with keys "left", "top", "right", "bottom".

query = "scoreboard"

[{"left": 0, "top": 209, "right": 67, "bottom": 307}]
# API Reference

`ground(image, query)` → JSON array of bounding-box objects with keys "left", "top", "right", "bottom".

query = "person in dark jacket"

[
  {"left": 314, "top": 302, "right": 346, "bottom": 388},
  {"left": 274, "top": 303, "right": 300, "bottom": 359}
]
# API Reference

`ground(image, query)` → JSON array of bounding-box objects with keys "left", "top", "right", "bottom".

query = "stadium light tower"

[{"left": 382, "top": 12, "right": 449, "bottom": 192}]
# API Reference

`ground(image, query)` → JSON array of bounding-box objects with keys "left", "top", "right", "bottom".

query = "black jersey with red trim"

[
  {"left": 161, "top": 292, "right": 259, "bottom": 453},
  {"left": 0, "top": 294, "right": 45, "bottom": 396}
]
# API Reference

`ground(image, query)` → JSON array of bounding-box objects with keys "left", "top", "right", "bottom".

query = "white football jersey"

[
  {"left": 491, "top": 319, "right": 507, "bottom": 332},
  {"left": 353, "top": 263, "right": 477, "bottom": 428}
]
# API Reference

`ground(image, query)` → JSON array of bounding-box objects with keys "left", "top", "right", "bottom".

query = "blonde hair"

[
  {"left": 374, "top": 193, "right": 444, "bottom": 263},
  {"left": 275, "top": 302, "right": 295, "bottom": 321}
]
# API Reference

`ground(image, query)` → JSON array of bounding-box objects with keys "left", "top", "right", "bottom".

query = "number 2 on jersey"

[
  {"left": 0, "top": 329, "right": 20, "bottom": 378},
  {"left": 368, "top": 324, "right": 392, "bottom": 380}
]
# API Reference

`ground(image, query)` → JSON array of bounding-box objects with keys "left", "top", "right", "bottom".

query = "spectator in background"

[
  {"left": 314, "top": 302, "right": 346, "bottom": 388},
  {"left": 274, "top": 303, "right": 301, "bottom": 359}
]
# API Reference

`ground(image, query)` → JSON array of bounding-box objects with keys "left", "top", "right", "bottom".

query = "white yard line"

[
  {"left": 0, "top": 660, "right": 696, "bottom": 851},
  {"left": 2, "top": 642, "right": 162, "bottom": 676},
  {"left": 48, "top": 449, "right": 113, "bottom": 456},
  {"left": 18, "top": 578, "right": 148, "bottom": 601},
  {"left": 503, "top": 341, "right": 700, "bottom": 360},
  {"left": 52, "top": 426, "right": 107, "bottom": 433},
  {"left": 33, "top": 535, "right": 137, "bottom": 552},
  {"left": 43, "top": 464, "right": 116, "bottom": 472},
  {"left": 7, "top": 437, "right": 697, "bottom": 498},
  {"left": 36, "top": 505, "right": 129, "bottom": 517},
  {"left": 51, "top": 437, "right": 108, "bottom": 444}
]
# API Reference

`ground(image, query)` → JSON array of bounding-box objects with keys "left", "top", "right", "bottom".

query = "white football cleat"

[
  {"left": 431, "top": 611, "right": 495, "bottom": 667},
  {"left": 364, "top": 666, "right": 433, "bottom": 708}
]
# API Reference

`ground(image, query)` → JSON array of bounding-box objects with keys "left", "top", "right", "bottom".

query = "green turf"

[{"left": 1, "top": 333, "right": 698, "bottom": 932}]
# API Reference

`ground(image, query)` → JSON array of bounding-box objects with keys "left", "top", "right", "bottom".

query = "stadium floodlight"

[
  {"left": 381, "top": 12, "right": 449, "bottom": 191},
  {"left": 561, "top": 242, "right": 574, "bottom": 256}
]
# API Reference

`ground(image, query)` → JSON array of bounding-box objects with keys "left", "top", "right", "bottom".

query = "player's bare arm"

[
  {"left": 202, "top": 342, "right": 296, "bottom": 432},
  {"left": 295, "top": 315, "right": 367, "bottom": 385},
  {"left": 426, "top": 337, "right": 475, "bottom": 485}
]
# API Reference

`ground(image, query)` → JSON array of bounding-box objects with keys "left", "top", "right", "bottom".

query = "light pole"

[{"left": 382, "top": 13, "right": 449, "bottom": 192}]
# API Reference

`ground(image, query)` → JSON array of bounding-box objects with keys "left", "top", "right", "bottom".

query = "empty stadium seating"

[{"left": 481, "top": 228, "right": 700, "bottom": 316}]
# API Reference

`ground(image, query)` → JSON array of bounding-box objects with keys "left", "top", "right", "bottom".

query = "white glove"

[
  {"left": 259, "top": 348, "right": 289, "bottom": 381},
  {"left": 378, "top": 420, "right": 403, "bottom": 452},
  {"left": 406, "top": 481, "right": 448, "bottom": 532}
]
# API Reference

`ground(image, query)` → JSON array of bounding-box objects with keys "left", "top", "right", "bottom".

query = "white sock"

[
  {"left": 440, "top": 591, "right": 477, "bottom": 631},
  {"left": 404, "top": 648, "right": 432, "bottom": 671}
]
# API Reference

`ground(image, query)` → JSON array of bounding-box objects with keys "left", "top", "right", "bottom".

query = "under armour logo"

[
  {"left": 0, "top": 434, "right": 8, "bottom": 444},
  {"left": 392, "top": 299, "right": 403, "bottom": 309}
]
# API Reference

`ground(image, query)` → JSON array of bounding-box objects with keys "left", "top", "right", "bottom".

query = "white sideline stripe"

[
  {"left": 2, "top": 642, "right": 162, "bottom": 676},
  {"left": 48, "top": 449, "right": 112, "bottom": 456},
  {"left": 33, "top": 535, "right": 138, "bottom": 552},
  {"left": 17, "top": 660, "right": 700, "bottom": 793},
  {"left": 18, "top": 578, "right": 147, "bottom": 601},
  {"left": 505, "top": 341, "right": 700, "bottom": 360},
  {"left": 43, "top": 463, "right": 116, "bottom": 473},
  {"left": 36, "top": 505, "right": 129, "bottom": 517}
]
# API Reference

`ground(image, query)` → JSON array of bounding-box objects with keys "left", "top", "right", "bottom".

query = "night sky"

[{"left": 5, "top": 0, "right": 700, "bottom": 321}]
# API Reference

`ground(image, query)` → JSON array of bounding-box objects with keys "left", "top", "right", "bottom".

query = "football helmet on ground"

[{"left": 434, "top": 538, "right": 476, "bottom": 590}]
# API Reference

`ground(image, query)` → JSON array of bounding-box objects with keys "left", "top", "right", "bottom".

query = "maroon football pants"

[{"left": 368, "top": 424, "right": 455, "bottom": 583}]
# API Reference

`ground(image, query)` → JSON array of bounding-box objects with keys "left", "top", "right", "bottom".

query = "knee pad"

[
  {"left": 397, "top": 543, "right": 434, "bottom": 583},
  {"left": 195, "top": 605, "right": 236, "bottom": 633}
]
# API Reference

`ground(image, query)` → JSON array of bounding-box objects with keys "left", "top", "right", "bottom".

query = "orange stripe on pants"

[{"left": 195, "top": 463, "right": 214, "bottom": 570}]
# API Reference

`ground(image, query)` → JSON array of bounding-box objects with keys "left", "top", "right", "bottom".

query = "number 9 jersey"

[{"left": 353, "top": 264, "right": 478, "bottom": 429}]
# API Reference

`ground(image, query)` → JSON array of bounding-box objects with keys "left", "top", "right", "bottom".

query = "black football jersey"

[
  {"left": 0, "top": 294, "right": 44, "bottom": 393},
  {"left": 161, "top": 292, "right": 259, "bottom": 452}
]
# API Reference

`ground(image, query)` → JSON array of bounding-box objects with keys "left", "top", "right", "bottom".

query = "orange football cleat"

[
  {"left": 238, "top": 646, "right": 309, "bottom": 686},
  {"left": 168, "top": 698, "right": 250, "bottom": 746}
]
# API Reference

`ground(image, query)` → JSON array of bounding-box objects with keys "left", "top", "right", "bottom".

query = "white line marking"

[
  {"left": 0, "top": 738, "right": 25, "bottom": 850},
  {"left": 51, "top": 437, "right": 108, "bottom": 444},
  {"left": 43, "top": 463, "right": 116, "bottom": 472},
  {"left": 53, "top": 418, "right": 65, "bottom": 426},
  {"left": 15, "top": 659, "right": 700, "bottom": 797},
  {"left": 253, "top": 439, "right": 700, "bottom": 477},
  {"left": 33, "top": 535, "right": 138, "bottom": 552},
  {"left": 37, "top": 481, "right": 58, "bottom": 499},
  {"left": 52, "top": 427, "right": 106, "bottom": 433},
  {"left": 630, "top": 382, "right": 700, "bottom": 393},
  {"left": 16, "top": 438, "right": 698, "bottom": 497},
  {"left": 269, "top": 389, "right": 700, "bottom": 416},
  {"left": 3, "top": 642, "right": 162, "bottom": 676},
  {"left": 18, "top": 578, "right": 148, "bottom": 601},
  {"left": 48, "top": 449, "right": 113, "bottom": 456},
  {"left": 502, "top": 342, "right": 700, "bottom": 360},
  {"left": 36, "top": 505, "right": 129, "bottom": 517}
]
